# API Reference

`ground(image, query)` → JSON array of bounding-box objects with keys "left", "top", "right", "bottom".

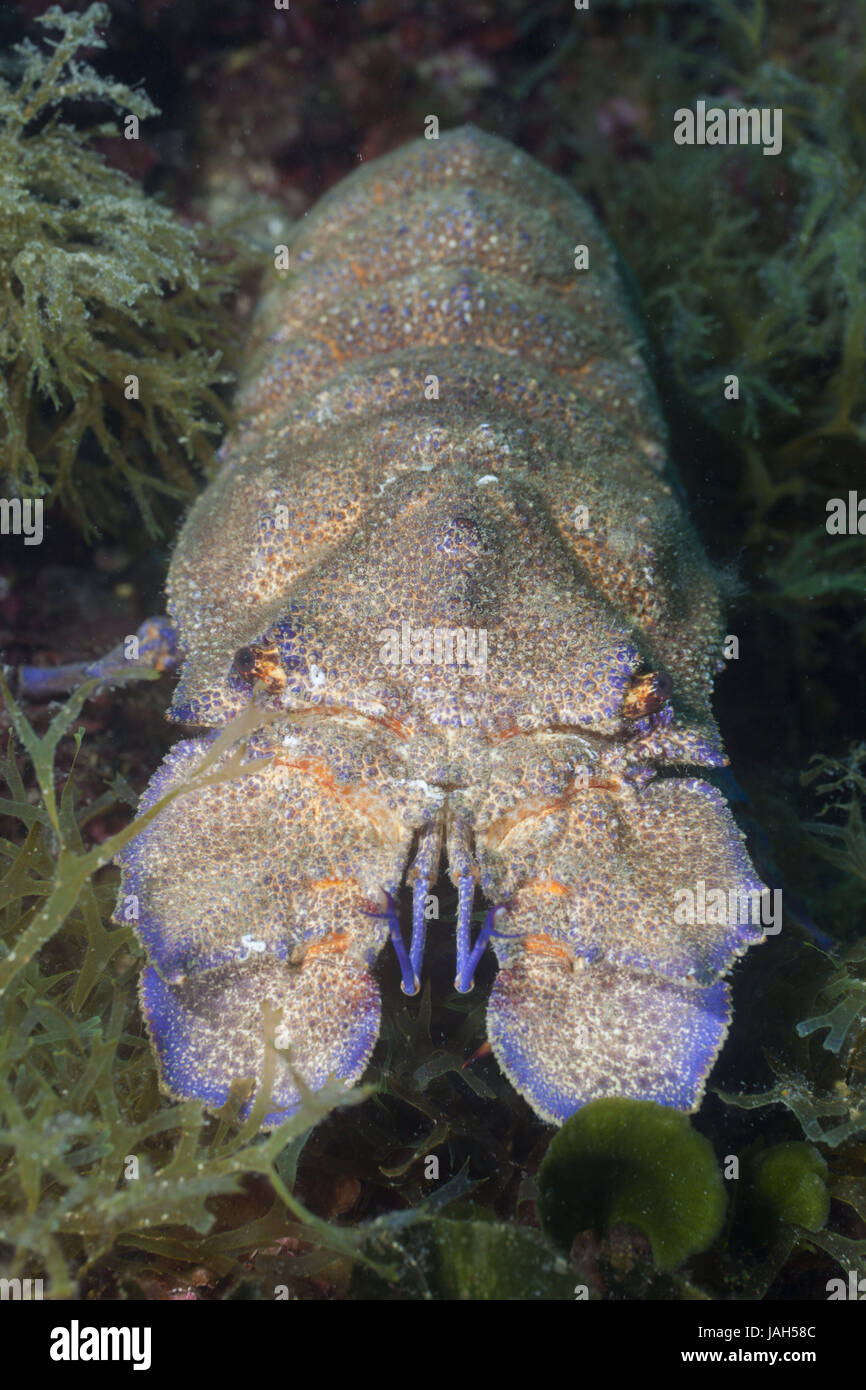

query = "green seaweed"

[
  {"left": 716, "top": 1056, "right": 866, "bottom": 1149},
  {"left": 796, "top": 952, "right": 866, "bottom": 1058},
  {"left": 799, "top": 1229, "right": 866, "bottom": 1287},
  {"left": 574, "top": 0, "right": 866, "bottom": 469},
  {"left": 536, "top": 1098, "right": 727, "bottom": 1273},
  {"left": 0, "top": 4, "right": 243, "bottom": 537}
]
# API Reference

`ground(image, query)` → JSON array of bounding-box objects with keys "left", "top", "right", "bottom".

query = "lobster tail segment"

[{"left": 487, "top": 953, "right": 730, "bottom": 1124}]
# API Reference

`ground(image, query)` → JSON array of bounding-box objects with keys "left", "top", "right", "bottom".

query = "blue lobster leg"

[
  {"left": 408, "top": 822, "right": 443, "bottom": 979},
  {"left": 447, "top": 816, "right": 479, "bottom": 993},
  {"left": 361, "top": 891, "right": 419, "bottom": 996},
  {"left": 454, "top": 875, "right": 476, "bottom": 993},
  {"left": 454, "top": 904, "right": 512, "bottom": 994},
  {"left": 16, "top": 615, "right": 179, "bottom": 697}
]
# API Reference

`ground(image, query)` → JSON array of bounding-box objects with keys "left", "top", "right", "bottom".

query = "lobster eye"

[
  {"left": 232, "top": 641, "right": 287, "bottom": 693},
  {"left": 234, "top": 646, "right": 256, "bottom": 675},
  {"left": 622, "top": 670, "right": 673, "bottom": 720}
]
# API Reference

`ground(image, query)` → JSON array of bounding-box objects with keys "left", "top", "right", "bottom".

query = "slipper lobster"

[{"left": 113, "top": 127, "right": 766, "bottom": 1126}]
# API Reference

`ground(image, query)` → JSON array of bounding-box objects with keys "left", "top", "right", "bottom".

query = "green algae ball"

[
  {"left": 748, "top": 1142, "right": 830, "bottom": 1233},
  {"left": 537, "top": 1098, "right": 727, "bottom": 1272}
]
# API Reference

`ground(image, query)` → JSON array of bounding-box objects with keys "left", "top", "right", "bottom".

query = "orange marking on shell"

[
  {"left": 295, "top": 701, "right": 411, "bottom": 741},
  {"left": 484, "top": 776, "right": 621, "bottom": 853},
  {"left": 276, "top": 755, "right": 338, "bottom": 793},
  {"left": 377, "top": 714, "right": 411, "bottom": 738},
  {"left": 346, "top": 786, "right": 406, "bottom": 842},
  {"left": 304, "top": 932, "right": 350, "bottom": 961},
  {"left": 522, "top": 934, "right": 573, "bottom": 966},
  {"left": 275, "top": 756, "right": 406, "bottom": 847},
  {"left": 489, "top": 723, "right": 522, "bottom": 744},
  {"left": 523, "top": 878, "right": 570, "bottom": 897},
  {"left": 483, "top": 793, "right": 570, "bottom": 851},
  {"left": 312, "top": 333, "right": 348, "bottom": 364}
]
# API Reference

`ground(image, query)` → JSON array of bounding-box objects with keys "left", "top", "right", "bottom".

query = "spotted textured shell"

[{"left": 116, "top": 127, "right": 765, "bottom": 1127}]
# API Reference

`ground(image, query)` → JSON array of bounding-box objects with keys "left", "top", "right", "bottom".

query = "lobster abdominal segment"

[{"left": 115, "top": 128, "right": 765, "bottom": 1127}]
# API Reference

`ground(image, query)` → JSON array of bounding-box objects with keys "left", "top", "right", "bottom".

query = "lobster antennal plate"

[
  {"left": 487, "top": 951, "right": 730, "bottom": 1124},
  {"left": 140, "top": 953, "right": 380, "bottom": 1128}
]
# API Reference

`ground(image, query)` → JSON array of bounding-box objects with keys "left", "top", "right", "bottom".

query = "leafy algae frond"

[
  {"left": 0, "top": 4, "right": 238, "bottom": 537},
  {"left": 796, "top": 947, "right": 866, "bottom": 1058},
  {"left": 717, "top": 1057, "right": 866, "bottom": 1150}
]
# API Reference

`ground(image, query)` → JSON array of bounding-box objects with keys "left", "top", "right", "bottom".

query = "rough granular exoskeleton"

[{"left": 115, "top": 127, "right": 766, "bottom": 1127}]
